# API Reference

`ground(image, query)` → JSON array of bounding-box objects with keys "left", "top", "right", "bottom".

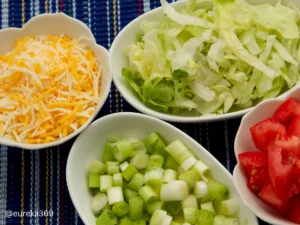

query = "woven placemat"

[{"left": 0, "top": 0, "right": 267, "bottom": 224}]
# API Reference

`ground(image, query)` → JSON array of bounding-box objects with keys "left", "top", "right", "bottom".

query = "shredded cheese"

[{"left": 0, "top": 35, "right": 102, "bottom": 144}]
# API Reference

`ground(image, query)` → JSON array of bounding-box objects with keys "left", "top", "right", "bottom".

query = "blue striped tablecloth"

[{"left": 0, "top": 0, "right": 268, "bottom": 224}]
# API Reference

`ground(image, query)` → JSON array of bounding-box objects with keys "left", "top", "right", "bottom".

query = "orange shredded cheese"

[{"left": 0, "top": 35, "right": 102, "bottom": 144}]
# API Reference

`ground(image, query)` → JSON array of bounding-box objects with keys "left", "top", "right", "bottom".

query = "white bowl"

[
  {"left": 233, "top": 86, "right": 300, "bottom": 225},
  {"left": 110, "top": 0, "right": 300, "bottom": 123},
  {"left": 66, "top": 112, "right": 258, "bottom": 225},
  {"left": 0, "top": 13, "right": 112, "bottom": 150}
]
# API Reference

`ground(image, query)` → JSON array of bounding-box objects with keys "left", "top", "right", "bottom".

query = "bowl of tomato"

[{"left": 233, "top": 86, "right": 300, "bottom": 225}]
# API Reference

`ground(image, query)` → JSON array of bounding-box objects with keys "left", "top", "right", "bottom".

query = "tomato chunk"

[
  {"left": 273, "top": 97, "right": 300, "bottom": 125},
  {"left": 273, "top": 136, "right": 300, "bottom": 158},
  {"left": 268, "top": 144, "right": 293, "bottom": 200},
  {"left": 288, "top": 116, "right": 300, "bottom": 139},
  {"left": 238, "top": 152, "right": 268, "bottom": 175},
  {"left": 247, "top": 168, "right": 268, "bottom": 193},
  {"left": 288, "top": 196, "right": 300, "bottom": 223},
  {"left": 258, "top": 178, "right": 287, "bottom": 215},
  {"left": 292, "top": 160, "right": 300, "bottom": 180},
  {"left": 250, "top": 118, "right": 287, "bottom": 151}
]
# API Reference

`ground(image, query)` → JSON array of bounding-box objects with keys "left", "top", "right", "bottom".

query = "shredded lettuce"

[{"left": 122, "top": 0, "right": 300, "bottom": 115}]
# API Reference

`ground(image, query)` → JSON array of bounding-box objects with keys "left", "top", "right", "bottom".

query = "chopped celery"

[
  {"left": 179, "top": 169, "right": 200, "bottom": 189},
  {"left": 89, "top": 161, "right": 106, "bottom": 175},
  {"left": 147, "top": 201, "right": 164, "bottom": 214},
  {"left": 129, "top": 196, "right": 144, "bottom": 220},
  {"left": 96, "top": 209, "right": 118, "bottom": 225},
  {"left": 102, "top": 143, "right": 115, "bottom": 162},
  {"left": 201, "top": 181, "right": 229, "bottom": 203},
  {"left": 112, "top": 201, "right": 129, "bottom": 217},
  {"left": 124, "top": 188, "right": 138, "bottom": 202},
  {"left": 197, "top": 209, "right": 214, "bottom": 225},
  {"left": 122, "top": 164, "right": 138, "bottom": 181},
  {"left": 113, "top": 139, "right": 134, "bottom": 162},
  {"left": 88, "top": 173, "right": 100, "bottom": 189},
  {"left": 139, "top": 185, "right": 157, "bottom": 203},
  {"left": 164, "top": 201, "right": 182, "bottom": 216}
]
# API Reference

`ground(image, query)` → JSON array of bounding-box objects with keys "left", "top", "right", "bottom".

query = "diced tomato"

[
  {"left": 238, "top": 152, "right": 268, "bottom": 175},
  {"left": 287, "top": 179, "right": 300, "bottom": 198},
  {"left": 288, "top": 196, "right": 300, "bottom": 223},
  {"left": 273, "top": 136, "right": 300, "bottom": 158},
  {"left": 292, "top": 160, "right": 300, "bottom": 180},
  {"left": 288, "top": 116, "right": 300, "bottom": 139},
  {"left": 247, "top": 168, "right": 269, "bottom": 193},
  {"left": 258, "top": 178, "right": 288, "bottom": 215},
  {"left": 250, "top": 118, "right": 287, "bottom": 151},
  {"left": 273, "top": 97, "right": 300, "bottom": 125},
  {"left": 268, "top": 144, "right": 293, "bottom": 200}
]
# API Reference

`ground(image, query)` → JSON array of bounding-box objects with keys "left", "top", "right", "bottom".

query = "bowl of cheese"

[{"left": 0, "top": 13, "right": 112, "bottom": 149}]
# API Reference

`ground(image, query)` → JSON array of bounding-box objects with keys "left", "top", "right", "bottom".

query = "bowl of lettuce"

[{"left": 110, "top": 0, "right": 300, "bottom": 123}]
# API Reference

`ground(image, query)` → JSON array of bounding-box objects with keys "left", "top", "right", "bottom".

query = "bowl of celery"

[{"left": 66, "top": 112, "right": 258, "bottom": 225}]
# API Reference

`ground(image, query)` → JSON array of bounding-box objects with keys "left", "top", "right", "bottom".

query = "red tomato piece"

[
  {"left": 247, "top": 168, "right": 269, "bottom": 193},
  {"left": 273, "top": 136, "right": 300, "bottom": 158},
  {"left": 273, "top": 97, "right": 300, "bottom": 125},
  {"left": 250, "top": 118, "right": 287, "bottom": 151},
  {"left": 288, "top": 196, "right": 300, "bottom": 223},
  {"left": 268, "top": 144, "right": 293, "bottom": 200},
  {"left": 288, "top": 116, "right": 300, "bottom": 139},
  {"left": 258, "top": 178, "right": 287, "bottom": 215},
  {"left": 287, "top": 179, "right": 300, "bottom": 198},
  {"left": 238, "top": 152, "right": 268, "bottom": 175},
  {"left": 292, "top": 160, "right": 300, "bottom": 180}
]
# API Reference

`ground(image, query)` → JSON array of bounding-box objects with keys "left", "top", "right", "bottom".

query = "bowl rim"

[
  {"left": 233, "top": 87, "right": 300, "bottom": 225},
  {"left": 66, "top": 111, "right": 259, "bottom": 225},
  {"left": 0, "top": 13, "right": 112, "bottom": 150},
  {"left": 110, "top": 0, "right": 299, "bottom": 123}
]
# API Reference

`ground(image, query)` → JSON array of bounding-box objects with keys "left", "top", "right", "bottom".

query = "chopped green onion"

[
  {"left": 106, "top": 161, "right": 119, "bottom": 166},
  {"left": 213, "top": 215, "right": 238, "bottom": 225},
  {"left": 131, "top": 153, "right": 149, "bottom": 170},
  {"left": 113, "top": 139, "right": 134, "bottom": 162},
  {"left": 107, "top": 187, "right": 124, "bottom": 205},
  {"left": 144, "top": 132, "right": 167, "bottom": 157},
  {"left": 133, "top": 218, "right": 147, "bottom": 225},
  {"left": 201, "top": 181, "right": 229, "bottom": 203},
  {"left": 100, "top": 175, "right": 113, "bottom": 192},
  {"left": 113, "top": 173, "right": 123, "bottom": 187},
  {"left": 179, "top": 169, "right": 200, "bottom": 189},
  {"left": 219, "top": 198, "right": 239, "bottom": 216},
  {"left": 182, "top": 223, "right": 191, "bottom": 225},
  {"left": 165, "top": 154, "right": 179, "bottom": 171},
  {"left": 194, "top": 181, "right": 208, "bottom": 199},
  {"left": 160, "top": 180, "right": 189, "bottom": 201},
  {"left": 91, "top": 189, "right": 100, "bottom": 196},
  {"left": 119, "top": 216, "right": 133, "bottom": 225},
  {"left": 89, "top": 161, "right": 106, "bottom": 175},
  {"left": 181, "top": 156, "right": 197, "bottom": 171},
  {"left": 107, "top": 165, "right": 120, "bottom": 175},
  {"left": 144, "top": 167, "right": 164, "bottom": 191},
  {"left": 132, "top": 141, "right": 147, "bottom": 153},
  {"left": 139, "top": 185, "right": 157, "bottom": 203},
  {"left": 102, "top": 143, "right": 115, "bottom": 162},
  {"left": 194, "top": 161, "right": 209, "bottom": 176},
  {"left": 91, "top": 193, "right": 108, "bottom": 213},
  {"left": 147, "top": 154, "right": 164, "bottom": 170},
  {"left": 177, "top": 166, "right": 185, "bottom": 176},
  {"left": 96, "top": 209, "right": 118, "bottom": 225},
  {"left": 112, "top": 201, "right": 129, "bottom": 217},
  {"left": 88, "top": 173, "right": 100, "bottom": 188},
  {"left": 170, "top": 222, "right": 183, "bottom": 225},
  {"left": 163, "top": 215, "right": 173, "bottom": 225},
  {"left": 124, "top": 188, "right": 138, "bottom": 202},
  {"left": 200, "top": 202, "right": 216, "bottom": 215},
  {"left": 147, "top": 201, "right": 164, "bottom": 214},
  {"left": 183, "top": 208, "right": 197, "bottom": 225},
  {"left": 122, "top": 164, "right": 138, "bottom": 181},
  {"left": 196, "top": 209, "right": 214, "bottom": 225},
  {"left": 107, "top": 135, "right": 121, "bottom": 143},
  {"left": 149, "top": 209, "right": 167, "bottom": 225},
  {"left": 164, "top": 201, "right": 182, "bottom": 216},
  {"left": 163, "top": 169, "right": 177, "bottom": 183},
  {"left": 128, "top": 173, "right": 144, "bottom": 190},
  {"left": 120, "top": 161, "right": 129, "bottom": 172},
  {"left": 129, "top": 196, "right": 144, "bottom": 220},
  {"left": 166, "top": 140, "right": 191, "bottom": 164},
  {"left": 181, "top": 195, "right": 198, "bottom": 209}
]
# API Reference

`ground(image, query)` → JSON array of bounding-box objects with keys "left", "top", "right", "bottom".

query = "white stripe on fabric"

[
  {"left": 72, "top": 0, "right": 76, "bottom": 18},
  {"left": 1, "top": 0, "right": 9, "bottom": 28},
  {"left": 30, "top": 150, "right": 34, "bottom": 225},
  {"left": 56, "top": 146, "right": 60, "bottom": 225},
  {"left": 87, "top": 0, "right": 91, "bottom": 28},
  {"left": 56, "top": 0, "right": 59, "bottom": 13},
  {"left": 117, "top": 0, "right": 123, "bottom": 111},
  {"left": 49, "top": 0, "right": 52, "bottom": 13},
  {"left": 30, "top": 0, "right": 33, "bottom": 18},
  {"left": 224, "top": 121, "right": 231, "bottom": 170},
  {"left": 0, "top": 145, "right": 8, "bottom": 225},
  {"left": 106, "top": 0, "right": 111, "bottom": 48},
  {"left": 34, "top": 151, "right": 40, "bottom": 225},
  {"left": 143, "top": 0, "right": 150, "bottom": 12},
  {"left": 49, "top": 149, "right": 53, "bottom": 225}
]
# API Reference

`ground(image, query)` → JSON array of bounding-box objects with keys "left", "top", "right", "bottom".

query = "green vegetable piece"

[
  {"left": 179, "top": 169, "right": 200, "bottom": 189},
  {"left": 96, "top": 209, "right": 117, "bottom": 225},
  {"left": 138, "top": 185, "right": 157, "bottom": 203},
  {"left": 197, "top": 209, "right": 214, "bottom": 225},
  {"left": 113, "top": 139, "right": 134, "bottom": 162},
  {"left": 201, "top": 181, "right": 229, "bottom": 203},
  {"left": 147, "top": 201, "right": 164, "bottom": 215},
  {"left": 128, "top": 173, "right": 144, "bottom": 191},
  {"left": 146, "top": 154, "right": 164, "bottom": 170},
  {"left": 164, "top": 201, "right": 182, "bottom": 216},
  {"left": 119, "top": 216, "right": 134, "bottom": 225},
  {"left": 112, "top": 201, "right": 129, "bottom": 217},
  {"left": 122, "top": 164, "right": 138, "bottom": 181},
  {"left": 143, "top": 132, "right": 167, "bottom": 156},
  {"left": 88, "top": 173, "right": 100, "bottom": 189},
  {"left": 102, "top": 143, "right": 115, "bottom": 162},
  {"left": 124, "top": 188, "right": 138, "bottom": 203},
  {"left": 88, "top": 161, "right": 106, "bottom": 175},
  {"left": 172, "top": 69, "right": 188, "bottom": 80},
  {"left": 129, "top": 196, "right": 144, "bottom": 220},
  {"left": 165, "top": 154, "right": 179, "bottom": 170}
]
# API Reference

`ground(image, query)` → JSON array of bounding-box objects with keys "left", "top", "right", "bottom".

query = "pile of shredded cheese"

[{"left": 0, "top": 35, "right": 102, "bottom": 144}]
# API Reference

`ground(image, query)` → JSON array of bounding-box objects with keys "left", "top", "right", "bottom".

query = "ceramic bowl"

[
  {"left": 66, "top": 112, "right": 258, "bottom": 225},
  {"left": 0, "top": 13, "right": 112, "bottom": 149}
]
